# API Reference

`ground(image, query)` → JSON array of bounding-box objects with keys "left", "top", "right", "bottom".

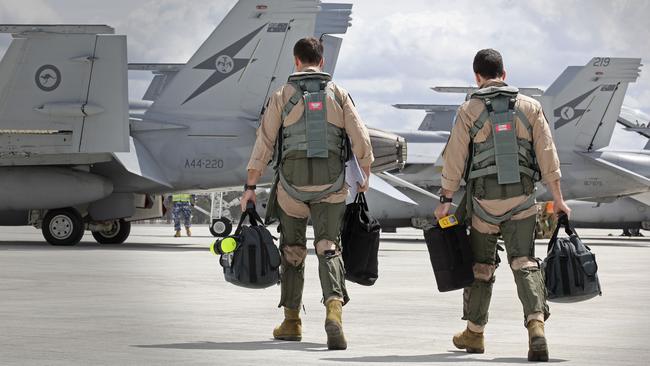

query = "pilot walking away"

[
  {"left": 434, "top": 49, "right": 571, "bottom": 362},
  {"left": 241, "top": 37, "right": 373, "bottom": 350}
]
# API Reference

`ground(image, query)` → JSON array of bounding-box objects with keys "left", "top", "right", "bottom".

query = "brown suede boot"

[
  {"left": 174, "top": 230, "right": 181, "bottom": 237},
  {"left": 273, "top": 307, "right": 302, "bottom": 341},
  {"left": 527, "top": 320, "right": 549, "bottom": 362},
  {"left": 453, "top": 328, "right": 485, "bottom": 354},
  {"left": 185, "top": 227, "right": 192, "bottom": 237},
  {"left": 325, "top": 300, "right": 347, "bottom": 350}
]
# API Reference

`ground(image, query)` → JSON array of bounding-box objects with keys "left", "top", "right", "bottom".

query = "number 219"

[{"left": 593, "top": 57, "right": 610, "bottom": 67}]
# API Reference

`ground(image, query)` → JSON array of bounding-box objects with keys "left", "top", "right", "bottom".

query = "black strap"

[
  {"left": 355, "top": 193, "right": 369, "bottom": 211},
  {"left": 547, "top": 214, "right": 578, "bottom": 253},
  {"left": 508, "top": 97, "right": 516, "bottom": 111},
  {"left": 234, "top": 202, "right": 265, "bottom": 236},
  {"left": 485, "top": 99, "right": 494, "bottom": 113}
]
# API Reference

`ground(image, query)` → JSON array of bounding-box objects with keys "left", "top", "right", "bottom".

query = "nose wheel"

[
  {"left": 210, "top": 217, "right": 232, "bottom": 237},
  {"left": 92, "top": 219, "right": 131, "bottom": 244},
  {"left": 42, "top": 208, "right": 85, "bottom": 246}
]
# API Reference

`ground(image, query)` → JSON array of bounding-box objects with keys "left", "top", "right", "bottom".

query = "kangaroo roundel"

[{"left": 35, "top": 64, "right": 61, "bottom": 92}]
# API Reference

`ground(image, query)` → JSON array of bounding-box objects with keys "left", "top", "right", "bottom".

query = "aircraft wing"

[
  {"left": 393, "top": 104, "right": 458, "bottom": 111},
  {"left": 378, "top": 172, "right": 441, "bottom": 201},
  {"left": 630, "top": 192, "right": 650, "bottom": 206},
  {"left": 617, "top": 107, "right": 650, "bottom": 140},
  {"left": 113, "top": 137, "right": 172, "bottom": 188},
  {"left": 431, "top": 86, "right": 544, "bottom": 97},
  {"left": 577, "top": 150, "right": 650, "bottom": 187},
  {"left": 364, "top": 173, "right": 417, "bottom": 205}
]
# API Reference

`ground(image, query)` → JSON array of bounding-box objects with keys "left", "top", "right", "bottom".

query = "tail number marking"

[
  {"left": 185, "top": 159, "right": 224, "bottom": 169},
  {"left": 592, "top": 58, "right": 610, "bottom": 67}
]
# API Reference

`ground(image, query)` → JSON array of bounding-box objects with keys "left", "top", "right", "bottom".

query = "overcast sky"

[{"left": 0, "top": 0, "right": 648, "bottom": 130}]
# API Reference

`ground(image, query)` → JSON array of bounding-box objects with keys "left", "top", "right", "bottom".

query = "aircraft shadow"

[
  {"left": 322, "top": 350, "right": 567, "bottom": 363},
  {"left": 0, "top": 241, "right": 209, "bottom": 252},
  {"left": 133, "top": 340, "right": 327, "bottom": 352},
  {"left": 0, "top": 241, "right": 321, "bottom": 254}
]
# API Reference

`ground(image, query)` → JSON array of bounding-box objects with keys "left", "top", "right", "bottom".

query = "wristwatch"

[
  {"left": 439, "top": 195, "right": 453, "bottom": 204},
  {"left": 244, "top": 184, "right": 257, "bottom": 191}
]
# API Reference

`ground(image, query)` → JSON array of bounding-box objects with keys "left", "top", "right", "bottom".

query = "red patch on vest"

[
  {"left": 495, "top": 123, "right": 512, "bottom": 132},
  {"left": 308, "top": 102, "right": 323, "bottom": 111}
]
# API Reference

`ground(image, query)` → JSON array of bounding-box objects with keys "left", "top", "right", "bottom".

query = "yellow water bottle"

[{"left": 210, "top": 237, "right": 238, "bottom": 255}]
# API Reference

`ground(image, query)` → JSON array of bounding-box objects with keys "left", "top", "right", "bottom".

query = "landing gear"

[
  {"left": 92, "top": 219, "right": 131, "bottom": 244},
  {"left": 42, "top": 208, "right": 85, "bottom": 246},
  {"left": 210, "top": 217, "right": 232, "bottom": 237},
  {"left": 621, "top": 228, "right": 644, "bottom": 237}
]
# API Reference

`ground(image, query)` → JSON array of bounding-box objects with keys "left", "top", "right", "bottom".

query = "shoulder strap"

[
  {"left": 282, "top": 82, "right": 304, "bottom": 121},
  {"left": 469, "top": 108, "right": 490, "bottom": 139}
]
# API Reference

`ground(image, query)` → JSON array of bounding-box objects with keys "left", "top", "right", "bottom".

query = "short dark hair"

[
  {"left": 293, "top": 37, "right": 323, "bottom": 65},
  {"left": 473, "top": 49, "right": 504, "bottom": 79}
]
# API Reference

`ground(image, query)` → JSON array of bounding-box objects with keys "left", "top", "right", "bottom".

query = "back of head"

[
  {"left": 473, "top": 49, "right": 504, "bottom": 79},
  {"left": 293, "top": 37, "right": 324, "bottom": 65}
]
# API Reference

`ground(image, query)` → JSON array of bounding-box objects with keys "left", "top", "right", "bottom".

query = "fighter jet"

[
  {"left": 0, "top": 1, "right": 405, "bottom": 245},
  {"left": 370, "top": 57, "right": 647, "bottom": 231}
]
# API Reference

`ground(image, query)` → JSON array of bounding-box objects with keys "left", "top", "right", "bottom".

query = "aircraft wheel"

[
  {"left": 210, "top": 217, "right": 232, "bottom": 237},
  {"left": 42, "top": 208, "right": 84, "bottom": 246},
  {"left": 92, "top": 219, "right": 131, "bottom": 244}
]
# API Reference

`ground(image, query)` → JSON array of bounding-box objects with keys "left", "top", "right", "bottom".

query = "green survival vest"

[
  {"left": 465, "top": 86, "right": 541, "bottom": 225},
  {"left": 274, "top": 72, "right": 349, "bottom": 203}
]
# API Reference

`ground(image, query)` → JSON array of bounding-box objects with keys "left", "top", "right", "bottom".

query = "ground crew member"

[
  {"left": 240, "top": 37, "right": 373, "bottom": 350},
  {"left": 434, "top": 49, "right": 571, "bottom": 362},
  {"left": 170, "top": 193, "right": 194, "bottom": 237}
]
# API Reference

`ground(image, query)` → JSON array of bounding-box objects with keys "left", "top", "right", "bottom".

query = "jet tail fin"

[
  {"left": 0, "top": 25, "right": 129, "bottom": 157},
  {"left": 541, "top": 57, "right": 642, "bottom": 151},
  {"left": 145, "top": 0, "right": 352, "bottom": 120},
  {"left": 393, "top": 104, "right": 459, "bottom": 132}
]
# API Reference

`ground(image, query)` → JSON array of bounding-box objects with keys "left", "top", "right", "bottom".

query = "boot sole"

[
  {"left": 528, "top": 336, "right": 548, "bottom": 362},
  {"left": 273, "top": 335, "right": 302, "bottom": 342},
  {"left": 453, "top": 338, "right": 484, "bottom": 354},
  {"left": 325, "top": 321, "right": 347, "bottom": 350}
]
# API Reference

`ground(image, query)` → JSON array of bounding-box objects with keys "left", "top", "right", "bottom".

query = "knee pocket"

[
  {"left": 510, "top": 256, "right": 539, "bottom": 271},
  {"left": 282, "top": 244, "right": 307, "bottom": 267},
  {"left": 315, "top": 239, "right": 338, "bottom": 256},
  {"left": 473, "top": 262, "right": 496, "bottom": 282}
]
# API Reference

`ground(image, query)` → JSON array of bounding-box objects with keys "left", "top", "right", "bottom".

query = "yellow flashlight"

[{"left": 438, "top": 214, "right": 459, "bottom": 229}]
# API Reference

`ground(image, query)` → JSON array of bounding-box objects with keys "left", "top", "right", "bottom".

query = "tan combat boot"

[
  {"left": 325, "top": 300, "right": 347, "bottom": 350},
  {"left": 453, "top": 328, "right": 485, "bottom": 354},
  {"left": 174, "top": 230, "right": 181, "bottom": 237},
  {"left": 186, "top": 227, "right": 192, "bottom": 237},
  {"left": 273, "top": 307, "right": 302, "bottom": 341},
  {"left": 527, "top": 320, "right": 549, "bottom": 362}
]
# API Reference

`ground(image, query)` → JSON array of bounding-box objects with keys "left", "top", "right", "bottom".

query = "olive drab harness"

[
  {"left": 465, "top": 86, "right": 541, "bottom": 225},
  {"left": 271, "top": 72, "right": 349, "bottom": 206}
]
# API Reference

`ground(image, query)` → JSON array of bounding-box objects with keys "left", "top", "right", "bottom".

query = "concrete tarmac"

[{"left": 0, "top": 225, "right": 649, "bottom": 365}]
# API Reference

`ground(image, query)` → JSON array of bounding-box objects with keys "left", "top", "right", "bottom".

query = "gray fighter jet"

[{"left": 0, "top": 1, "right": 404, "bottom": 245}]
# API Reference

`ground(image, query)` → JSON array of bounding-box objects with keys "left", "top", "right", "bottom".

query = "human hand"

[
  {"left": 240, "top": 189, "right": 257, "bottom": 211},
  {"left": 357, "top": 179, "right": 369, "bottom": 193},
  {"left": 553, "top": 199, "right": 571, "bottom": 218},
  {"left": 434, "top": 202, "right": 452, "bottom": 221}
]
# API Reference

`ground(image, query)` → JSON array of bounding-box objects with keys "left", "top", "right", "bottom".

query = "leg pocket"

[{"left": 501, "top": 214, "right": 537, "bottom": 259}]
